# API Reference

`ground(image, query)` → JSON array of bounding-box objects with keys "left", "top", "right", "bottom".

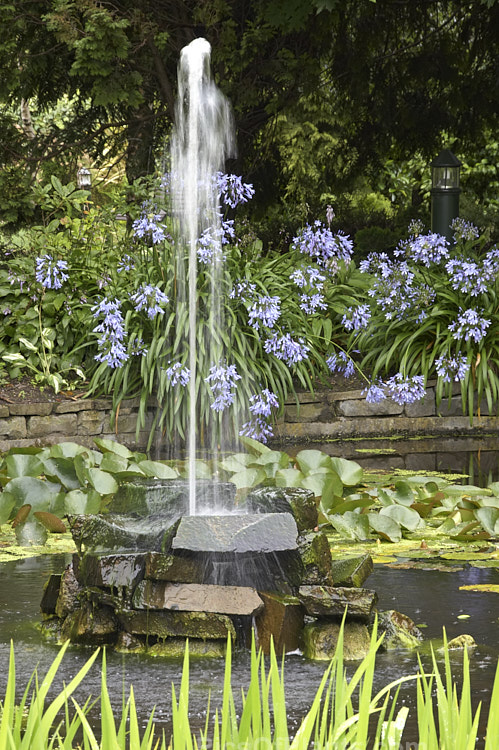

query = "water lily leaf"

[
  {"left": 229, "top": 468, "right": 266, "bottom": 489},
  {"left": 3, "top": 477, "right": 62, "bottom": 512},
  {"left": 380, "top": 504, "right": 424, "bottom": 532},
  {"left": 93, "top": 437, "right": 134, "bottom": 459},
  {"left": 40, "top": 456, "right": 80, "bottom": 490},
  {"left": 99, "top": 453, "right": 130, "bottom": 475},
  {"left": 378, "top": 487, "right": 396, "bottom": 507},
  {"left": 64, "top": 489, "right": 102, "bottom": 515},
  {"left": 393, "top": 481, "right": 415, "bottom": 507},
  {"left": 295, "top": 449, "right": 332, "bottom": 475},
  {"left": 302, "top": 470, "right": 342, "bottom": 499},
  {"left": 368, "top": 513, "right": 402, "bottom": 543},
  {"left": 445, "top": 484, "right": 492, "bottom": 496},
  {"left": 332, "top": 496, "right": 375, "bottom": 515},
  {"left": 487, "top": 482, "right": 499, "bottom": 497},
  {"left": 11, "top": 503, "right": 31, "bottom": 527},
  {"left": 478, "top": 496, "right": 499, "bottom": 509},
  {"left": 275, "top": 468, "right": 305, "bottom": 488},
  {"left": 251, "top": 451, "right": 289, "bottom": 468},
  {"left": 474, "top": 507, "right": 499, "bottom": 536},
  {"left": 85, "top": 468, "right": 118, "bottom": 496},
  {"left": 15, "top": 518, "right": 48, "bottom": 547},
  {"left": 48, "top": 442, "right": 95, "bottom": 459},
  {"left": 137, "top": 460, "right": 178, "bottom": 479},
  {"left": 4, "top": 453, "right": 44, "bottom": 478},
  {"left": 0, "top": 492, "right": 16, "bottom": 524},
  {"left": 238, "top": 436, "right": 271, "bottom": 455},
  {"left": 33, "top": 511, "right": 66, "bottom": 533},
  {"left": 459, "top": 584, "right": 499, "bottom": 594},
  {"left": 220, "top": 454, "right": 255, "bottom": 472},
  {"left": 328, "top": 457, "right": 363, "bottom": 486},
  {"left": 327, "top": 511, "right": 370, "bottom": 540}
]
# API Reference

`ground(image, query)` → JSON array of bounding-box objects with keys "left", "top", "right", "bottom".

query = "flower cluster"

[
  {"left": 132, "top": 205, "right": 166, "bottom": 244},
  {"left": 386, "top": 373, "right": 426, "bottom": 405},
  {"left": 342, "top": 304, "right": 371, "bottom": 332},
  {"left": 248, "top": 295, "right": 281, "bottom": 330},
  {"left": 364, "top": 256, "right": 433, "bottom": 322},
  {"left": 216, "top": 172, "right": 255, "bottom": 209},
  {"left": 229, "top": 280, "right": 257, "bottom": 303},
  {"left": 363, "top": 381, "right": 386, "bottom": 404},
  {"left": 239, "top": 389, "right": 279, "bottom": 444},
  {"left": 291, "top": 221, "right": 353, "bottom": 269},
  {"left": 35, "top": 255, "right": 69, "bottom": 289},
  {"left": 92, "top": 297, "right": 128, "bottom": 369},
  {"left": 451, "top": 218, "right": 480, "bottom": 242},
  {"left": 130, "top": 284, "right": 169, "bottom": 319},
  {"left": 397, "top": 233, "right": 449, "bottom": 267},
  {"left": 290, "top": 265, "right": 327, "bottom": 314},
  {"left": 448, "top": 308, "right": 491, "bottom": 343},
  {"left": 299, "top": 293, "right": 327, "bottom": 314},
  {"left": 165, "top": 361, "right": 191, "bottom": 386},
  {"left": 435, "top": 353, "right": 470, "bottom": 383},
  {"left": 197, "top": 219, "right": 235, "bottom": 264},
  {"left": 205, "top": 362, "right": 241, "bottom": 412},
  {"left": 117, "top": 254, "right": 135, "bottom": 273},
  {"left": 263, "top": 333, "right": 310, "bottom": 366},
  {"left": 326, "top": 351, "right": 355, "bottom": 378}
]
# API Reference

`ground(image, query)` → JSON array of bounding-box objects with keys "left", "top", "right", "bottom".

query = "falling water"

[{"left": 171, "top": 39, "right": 234, "bottom": 515}]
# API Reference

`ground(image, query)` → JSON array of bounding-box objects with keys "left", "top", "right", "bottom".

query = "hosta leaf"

[
  {"left": 328, "top": 457, "right": 363, "bottom": 486},
  {"left": 379, "top": 504, "right": 423, "bottom": 531},
  {"left": 327, "top": 511, "right": 370, "bottom": 540},
  {"left": 368, "top": 513, "right": 402, "bottom": 543},
  {"left": 48, "top": 442, "right": 95, "bottom": 459},
  {"left": 4, "top": 453, "right": 44, "bottom": 478},
  {"left": 99, "top": 453, "right": 131, "bottom": 475}
]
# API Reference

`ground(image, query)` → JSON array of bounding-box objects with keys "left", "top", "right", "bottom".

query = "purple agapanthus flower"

[
  {"left": 264, "top": 333, "right": 310, "bottom": 366},
  {"left": 326, "top": 351, "right": 355, "bottom": 378},
  {"left": 342, "top": 304, "right": 371, "bottom": 332},
  {"left": 435, "top": 353, "right": 470, "bottom": 383},
  {"left": 385, "top": 373, "right": 426, "bottom": 405},
  {"left": 130, "top": 284, "right": 169, "bottom": 319},
  {"left": 248, "top": 295, "right": 281, "bottom": 330},
  {"left": 35, "top": 255, "right": 69, "bottom": 289},
  {"left": 92, "top": 297, "right": 128, "bottom": 369},
  {"left": 165, "top": 361, "right": 191, "bottom": 386},
  {"left": 205, "top": 362, "right": 241, "bottom": 412},
  {"left": 132, "top": 204, "right": 166, "bottom": 244},
  {"left": 216, "top": 173, "right": 255, "bottom": 209},
  {"left": 448, "top": 308, "right": 491, "bottom": 343}
]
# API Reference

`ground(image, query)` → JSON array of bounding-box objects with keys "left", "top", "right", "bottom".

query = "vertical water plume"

[{"left": 171, "top": 38, "right": 234, "bottom": 515}]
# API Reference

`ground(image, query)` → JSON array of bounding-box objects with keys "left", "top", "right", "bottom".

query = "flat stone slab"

[
  {"left": 172, "top": 513, "right": 298, "bottom": 554},
  {"left": 132, "top": 580, "right": 264, "bottom": 616},
  {"left": 118, "top": 609, "right": 236, "bottom": 639},
  {"left": 298, "top": 585, "right": 377, "bottom": 621}
]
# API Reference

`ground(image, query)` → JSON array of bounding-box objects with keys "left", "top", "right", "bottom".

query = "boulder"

[
  {"left": 60, "top": 601, "right": 117, "bottom": 645},
  {"left": 298, "top": 532, "right": 334, "bottom": 586},
  {"left": 132, "top": 581, "right": 264, "bottom": 616},
  {"left": 303, "top": 621, "right": 372, "bottom": 660},
  {"left": 109, "top": 478, "right": 236, "bottom": 516},
  {"left": 446, "top": 634, "right": 477, "bottom": 650},
  {"left": 69, "top": 514, "right": 180, "bottom": 554},
  {"left": 254, "top": 592, "right": 304, "bottom": 654},
  {"left": 247, "top": 487, "right": 318, "bottom": 532},
  {"left": 377, "top": 610, "right": 424, "bottom": 650},
  {"left": 55, "top": 563, "right": 83, "bottom": 618},
  {"left": 298, "top": 585, "right": 377, "bottom": 622}
]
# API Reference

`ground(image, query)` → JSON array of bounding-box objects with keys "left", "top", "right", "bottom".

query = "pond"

[{"left": 0, "top": 554, "right": 497, "bottom": 747}]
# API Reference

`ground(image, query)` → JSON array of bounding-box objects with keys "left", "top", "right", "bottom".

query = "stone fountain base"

[{"left": 40, "top": 480, "right": 422, "bottom": 659}]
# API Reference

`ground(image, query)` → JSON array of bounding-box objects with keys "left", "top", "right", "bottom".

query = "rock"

[
  {"left": 298, "top": 585, "right": 377, "bottom": 622},
  {"left": 172, "top": 513, "right": 298, "bottom": 554},
  {"left": 445, "top": 634, "right": 477, "bottom": 650},
  {"left": 69, "top": 514, "right": 180, "bottom": 554},
  {"left": 109, "top": 479, "right": 236, "bottom": 516},
  {"left": 145, "top": 551, "right": 203, "bottom": 583},
  {"left": 247, "top": 487, "right": 318, "bottom": 532},
  {"left": 378, "top": 610, "right": 424, "bottom": 650},
  {"left": 76, "top": 553, "right": 145, "bottom": 589},
  {"left": 132, "top": 581, "right": 264, "bottom": 616},
  {"left": 40, "top": 574, "right": 62, "bottom": 615},
  {"left": 115, "top": 631, "right": 147, "bottom": 653},
  {"left": 303, "top": 621, "right": 372, "bottom": 660},
  {"left": 55, "top": 564, "right": 83, "bottom": 618},
  {"left": 60, "top": 601, "right": 117, "bottom": 645},
  {"left": 147, "top": 638, "right": 227, "bottom": 658},
  {"left": 298, "top": 532, "right": 334, "bottom": 586},
  {"left": 254, "top": 592, "right": 304, "bottom": 654},
  {"left": 118, "top": 609, "right": 236, "bottom": 640},
  {"left": 330, "top": 554, "right": 374, "bottom": 587}
]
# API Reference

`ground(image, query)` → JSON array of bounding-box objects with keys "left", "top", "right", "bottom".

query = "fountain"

[{"left": 39, "top": 40, "right": 422, "bottom": 659}]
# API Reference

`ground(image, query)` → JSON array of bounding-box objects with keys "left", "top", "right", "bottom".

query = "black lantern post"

[
  {"left": 77, "top": 167, "right": 92, "bottom": 190},
  {"left": 430, "top": 149, "right": 461, "bottom": 242}
]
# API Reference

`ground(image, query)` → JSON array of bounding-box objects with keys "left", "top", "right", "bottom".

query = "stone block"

[
  {"left": 172, "top": 513, "right": 298, "bottom": 554},
  {"left": 337, "top": 399, "right": 403, "bottom": 418},
  {"left": 405, "top": 391, "right": 436, "bottom": 417},
  {"left": 298, "top": 532, "right": 334, "bottom": 586},
  {"left": 55, "top": 564, "right": 83, "bottom": 618},
  {"left": 76, "top": 553, "right": 145, "bottom": 589},
  {"left": 118, "top": 609, "right": 236, "bottom": 639},
  {"left": 303, "top": 620, "right": 371, "bottom": 660},
  {"left": 284, "top": 402, "right": 328, "bottom": 423},
  {"left": 330, "top": 554, "right": 374, "bottom": 587},
  {"left": 147, "top": 638, "right": 227, "bottom": 658},
  {"left": 254, "top": 592, "right": 304, "bottom": 654},
  {"left": 109, "top": 479, "right": 235, "bottom": 516},
  {"left": 60, "top": 601, "right": 117, "bottom": 645},
  {"left": 145, "top": 551, "right": 203, "bottom": 583},
  {"left": 9, "top": 403, "right": 53, "bottom": 416},
  {"left": 247, "top": 487, "right": 317, "bottom": 533},
  {"left": 40, "top": 574, "right": 62, "bottom": 615},
  {"left": 69, "top": 514, "right": 180, "bottom": 554},
  {"left": 0, "top": 406, "right": 9, "bottom": 418},
  {"left": 28, "top": 413, "right": 77, "bottom": 437},
  {"left": 132, "top": 581, "right": 264, "bottom": 616},
  {"left": 298, "top": 585, "right": 377, "bottom": 621},
  {"left": 77, "top": 409, "right": 106, "bottom": 435},
  {"left": 0, "top": 416, "right": 26, "bottom": 439},
  {"left": 55, "top": 401, "right": 93, "bottom": 413}
]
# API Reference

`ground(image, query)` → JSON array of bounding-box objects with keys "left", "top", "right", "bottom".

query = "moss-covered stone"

[
  {"left": 76, "top": 552, "right": 145, "bottom": 589},
  {"left": 40, "top": 573, "right": 62, "bottom": 615},
  {"left": 330, "top": 554, "right": 374, "bottom": 587},
  {"left": 117, "top": 609, "right": 236, "bottom": 640},
  {"left": 60, "top": 601, "right": 118, "bottom": 645},
  {"left": 132, "top": 580, "right": 264, "bottom": 616},
  {"left": 247, "top": 487, "right": 317, "bottom": 532},
  {"left": 254, "top": 592, "right": 304, "bottom": 654},
  {"left": 145, "top": 551, "right": 203, "bottom": 582},
  {"left": 298, "top": 532, "right": 334, "bottom": 585},
  {"left": 446, "top": 634, "right": 477, "bottom": 650},
  {"left": 378, "top": 610, "right": 424, "bottom": 650},
  {"left": 298, "top": 585, "right": 377, "bottom": 621},
  {"left": 303, "top": 621, "right": 371, "bottom": 660},
  {"left": 147, "top": 638, "right": 227, "bottom": 658},
  {"left": 55, "top": 563, "right": 82, "bottom": 618}
]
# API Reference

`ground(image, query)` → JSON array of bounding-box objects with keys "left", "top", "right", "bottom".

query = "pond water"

[
  {"left": 279, "top": 435, "right": 499, "bottom": 487},
  {"left": 0, "top": 554, "right": 497, "bottom": 747}
]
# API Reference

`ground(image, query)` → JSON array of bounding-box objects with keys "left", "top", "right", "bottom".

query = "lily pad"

[{"left": 459, "top": 584, "right": 499, "bottom": 594}]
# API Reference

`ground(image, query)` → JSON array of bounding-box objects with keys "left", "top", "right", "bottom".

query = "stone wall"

[{"left": 1, "top": 382, "right": 498, "bottom": 455}]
